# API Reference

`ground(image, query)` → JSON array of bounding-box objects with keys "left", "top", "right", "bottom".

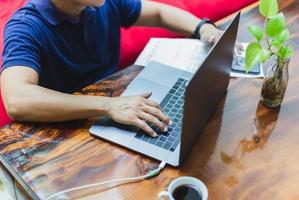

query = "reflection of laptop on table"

[{"left": 89, "top": 12, "right": 240, "bottom": 167}]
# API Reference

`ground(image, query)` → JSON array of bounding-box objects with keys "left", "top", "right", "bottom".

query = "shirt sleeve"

[
  {"left": 118, "top": 0, "right": 142, "bottom": 28},
  {"left": 1, "top": 19, "right": 41, "bottom": 74}
]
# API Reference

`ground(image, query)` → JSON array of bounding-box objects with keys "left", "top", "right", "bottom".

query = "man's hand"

[
  {"left": 200, "top": 23, "right": 223, "bottom": 44},
  {"left": 107, "top": 92, "right": 171, "bottom": 137},
  {"left": 200, "top": 23, "right": 245, "bottom": 54}
]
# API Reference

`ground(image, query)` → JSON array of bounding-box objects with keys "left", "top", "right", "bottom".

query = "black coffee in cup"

[{"left": 172, "top": 184, "right": 202, "bottom": 200}]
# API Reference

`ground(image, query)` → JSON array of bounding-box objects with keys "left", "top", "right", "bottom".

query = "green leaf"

[
  {"left": 248, "top": 25, "right": 264, "bottom": 42},
  {"left": 271, "top": 29, "right": 289, "bottom": 50},
  {"left": 259, "top": 0, "right": 278, "bottom": 17},
  {"left": 272, "top": 39, "right": 282, "bottom": 49},
  {"left": 266, "top": 13, "right": 286, "bottom": 37},
  {"left": 278, "top": 46, "right": 293, "bottom": 59},
  {"left": 276, "top": 29, "right": 289, "bottom": 44},
  {"left": 260, "top": 48, "right": 270, "bottom": 63},
  {"left": 245, "top": 42, "right": 263, "bottom": 72}
]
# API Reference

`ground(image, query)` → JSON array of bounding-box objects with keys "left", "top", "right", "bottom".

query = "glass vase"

[{"left": 260, "top": 58, "right": 289, "bottom": 108}]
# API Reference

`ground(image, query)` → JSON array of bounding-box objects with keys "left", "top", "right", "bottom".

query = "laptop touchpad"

[{"left": 122, "top": 77, "right": 170, "bottom": 104}]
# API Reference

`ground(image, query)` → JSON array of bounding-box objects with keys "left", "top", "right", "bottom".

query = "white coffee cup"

[{"left": 158, "top": 176, "right": 208, "bottom": 200}]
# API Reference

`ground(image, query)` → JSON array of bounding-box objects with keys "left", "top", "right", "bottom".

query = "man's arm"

[
  {"left": 1, "top": 67, "right": 170, "bottom": 137},
  {"left": 1, "top": 67, "right": 111, "bottom": 122},
  {"left": 135, "top": 1, "right": 222, "bottom": 43}
]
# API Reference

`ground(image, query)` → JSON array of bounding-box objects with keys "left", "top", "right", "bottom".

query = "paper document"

[{"left": 134, "top": 38, "right": 264, "bottom": 78}]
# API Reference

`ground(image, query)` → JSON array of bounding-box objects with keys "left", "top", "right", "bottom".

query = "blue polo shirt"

[{"left": 1, "top": 0, "right": 141, "bottom": 93}]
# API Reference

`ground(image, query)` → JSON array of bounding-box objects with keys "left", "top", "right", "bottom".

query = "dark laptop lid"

[{"left": 179, "top": 12, "right": 241, "bottom": 165}]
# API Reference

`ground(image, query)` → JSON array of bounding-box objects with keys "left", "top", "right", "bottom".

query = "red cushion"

[
  {"left": 183, "top": 0, "right": 233, "bottom": 21},
  {"left": 183, "top": 0, "right": 257, "bottom": 20},
  {"left": 0, "top": 0, "right": 28, "bottom": 127}
]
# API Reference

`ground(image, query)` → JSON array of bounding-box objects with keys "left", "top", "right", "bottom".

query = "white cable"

[
  {"left": 45, "top": 175, "right": 147, "bottom": 200},
  {"left": 159, "top": 161, "right": 167, "bottom": 169},
  {"left": 45, "top": 161, "right": 167, "bottom": 200}
]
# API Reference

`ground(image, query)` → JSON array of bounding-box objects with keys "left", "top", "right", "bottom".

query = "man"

[{"left": 1, "top": 0, "right": 228, "bottom": 137}]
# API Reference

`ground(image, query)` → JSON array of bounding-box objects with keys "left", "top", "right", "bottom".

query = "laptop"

[{"left": 89, "top": 12, "right": 240, "bottom": 167}]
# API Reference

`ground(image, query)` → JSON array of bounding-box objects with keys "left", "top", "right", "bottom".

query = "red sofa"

[
  {"left": 0, "top": 0, "right": 256, "bottom": 127},
  {"left": 0, "top": 0, "right": 28, "bottom": 126}
]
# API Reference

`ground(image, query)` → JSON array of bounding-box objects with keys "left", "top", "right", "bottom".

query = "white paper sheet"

[{"left": 134, "top": 38, "right": 264, "bottom": 78}]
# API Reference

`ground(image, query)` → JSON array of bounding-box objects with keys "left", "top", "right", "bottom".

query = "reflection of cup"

[{"left": 158, "top": 176, "right": 208, "bottom": 200}]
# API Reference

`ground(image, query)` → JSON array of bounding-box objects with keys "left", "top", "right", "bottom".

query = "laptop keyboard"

[{"left": 134, "top": 78, "right": 188, "bottom": 152}]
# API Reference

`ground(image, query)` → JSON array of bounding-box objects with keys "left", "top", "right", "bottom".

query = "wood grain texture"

[{"left": 0, "top": 0, "right": 299, "bottom": 199}]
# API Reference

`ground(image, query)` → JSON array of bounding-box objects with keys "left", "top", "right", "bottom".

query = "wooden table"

[{"left": 0, "top": 1, "right": 298, "bottom": 199}]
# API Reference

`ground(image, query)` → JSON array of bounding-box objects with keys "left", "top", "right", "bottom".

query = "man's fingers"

[
  {"left": 139, "top": 112, "right": 167, "bottom": 132},
  {"left": 144, "top": 98, "right": 161, "bottom": 109},
  {"left": 140, "top": 92, "right": 152, "bottom": 99},
  {"left": 142, "top": 105, "right": 171, "bottom": 125},
  {"left": 201, "top": 35, "right": 211, "bottom": 43},
  {"left": 210, "top": 36, "right": 218, "bottom": 43},
  {"left": 203, "top": 36, "right": 217, "bottom": 44},
  {"left": 133, "top": 118, "right": 157, "bottom": 137}
]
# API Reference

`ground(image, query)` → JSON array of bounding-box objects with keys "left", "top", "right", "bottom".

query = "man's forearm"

[
  {"left": 6, "top": 84, "right": 111, "bottom": 122},
  {"left": 136, "top": 1, "right": 219, "bottom": 40},
  {"left": 157, "top": 4, "right": 199, "bottom": 36}
]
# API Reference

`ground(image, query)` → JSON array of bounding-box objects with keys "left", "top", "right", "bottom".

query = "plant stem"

[{"left": 264, "top": 18, "right": 274, "bottom": 55}]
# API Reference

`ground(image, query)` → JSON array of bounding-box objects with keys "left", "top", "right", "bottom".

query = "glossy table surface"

[{"left": 0, "top": 1, "right": 299, "bottom": 199}]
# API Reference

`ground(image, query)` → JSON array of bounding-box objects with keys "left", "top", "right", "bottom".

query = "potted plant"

[{"left": 245, "top": 0, "right": 293, "bottom": 108}]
